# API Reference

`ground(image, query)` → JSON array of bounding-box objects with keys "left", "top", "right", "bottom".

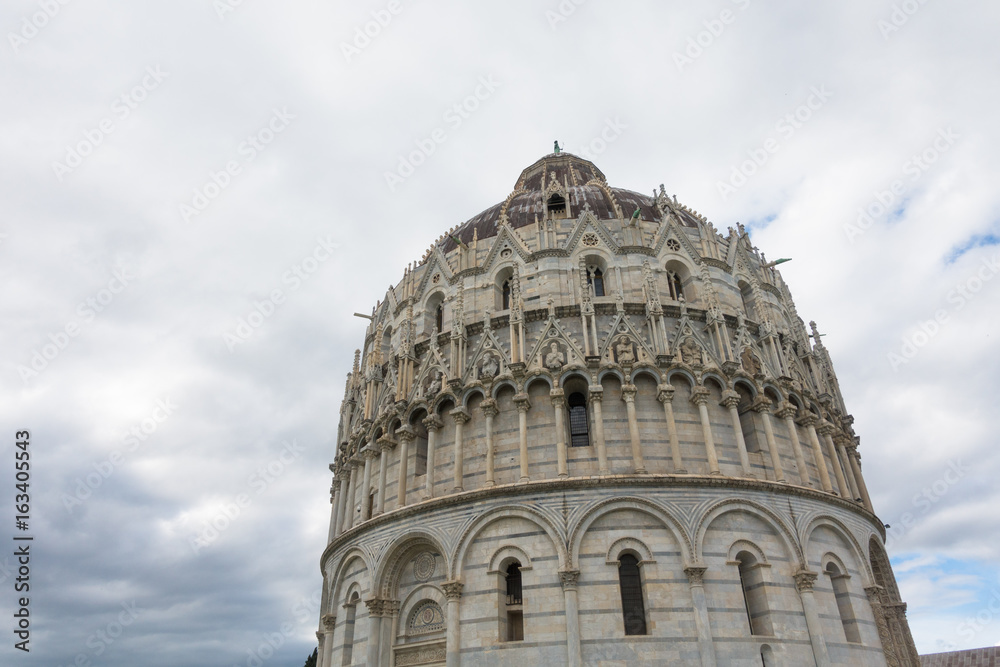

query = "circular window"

[{"left": 666, "top": 239, "right": 681, "bottom": 252}]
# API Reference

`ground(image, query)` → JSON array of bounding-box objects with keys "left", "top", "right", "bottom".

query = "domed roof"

[{"left": 441, "top": 153, "right": 699, "bottom": 253}]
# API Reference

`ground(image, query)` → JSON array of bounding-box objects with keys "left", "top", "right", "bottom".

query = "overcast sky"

[{"left": 2, "top": 1, "right": 998, "bottom": 664}]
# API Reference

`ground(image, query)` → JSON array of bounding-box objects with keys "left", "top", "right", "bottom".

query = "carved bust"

[
  {"left": 480, "top": 352, "right": 498, "bottom": 379},
  {"left": 615, "top": 336, "right": 635, "bottom": 365},
  {"left": 741, "top": 347, "right": 762, "bottom": 376},
  {"left": 544, "top": 342, "right": 564, "bottom": 370},
  {"left": 679, "top": 337, "right": 703, "bottom": 366}
]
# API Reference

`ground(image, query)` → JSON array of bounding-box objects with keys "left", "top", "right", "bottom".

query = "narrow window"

[
  {"left": 435, "top": 303, "right": 443, "bottom": 332},
  {"left": 668, "top": 271, "right": 684, "bottom": 301},
  {"left": 547, "top": 193, "right": 566, "bottom": 216},
  {"left": 618, "top": 554, "right": 647, "bottom": 635},
  {"left": 414, "top": 419, "right": 428, "bottom": 476},
  {"left": 502, "top": 279, "right": 511, "bottom": 310},
  {"left": 503, "top": 561, "right": 524, "bottom": 641},
  {"left": 342, "top": 592, "right": 359, "bottom": 666},
  {"left": 588, "top": 267, "right": 605, "bottom": 297},
  {"left": 366, "top": 491, "right": 375, "bottom": 519},
  {"left": 737, "top": 552, "right": 772, "bottom": 635},
  {"left": 826, "top": 563, "right": 861, "bottom": 642},
  {"left": 568, "top": 392, "right": 590, "bottom": 447}
]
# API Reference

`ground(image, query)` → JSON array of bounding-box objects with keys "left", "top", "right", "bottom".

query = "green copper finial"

[{"left": 554, "top": 140, "right": 561, "bottom": 154}]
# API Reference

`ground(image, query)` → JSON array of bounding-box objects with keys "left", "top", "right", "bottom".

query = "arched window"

[
  {"left": 502, "top": 279, "right": 511, "bottom": 310},
  {"left": 342, "top": 591, "right": 360, "bottom": 666},
  {"left": 826, "top": 562, "right": 861, "bottom": 642},
  {"left": 568, "top": 392, "right": 590, "bottom": 447},
  {"left": 435, "top": 303, "right": 443, "bottom": 332},
  {"left": 588, "top": 267, "right": 605, "bottom": 297},
  {"left": 667, "top": 271, "right": 684, "bottom": 301},
  {"left": 736, "top": 551, "right": 772, "bottom": 635},
  {"left": 618, "top": 553, "right": 647, "bottom": 635},
  {"left": 503, "top": 561, "right": 524, "bottom": 641},
  {"left": 413, "top": 417, "right": 428, "bottom": 476}
]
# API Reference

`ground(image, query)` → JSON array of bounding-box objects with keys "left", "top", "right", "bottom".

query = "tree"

[{"left": 303, "top": 647, "right": 317, "bottom": 667}]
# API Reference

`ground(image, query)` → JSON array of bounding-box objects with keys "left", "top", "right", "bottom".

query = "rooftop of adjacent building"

[{"left": 921, "top": 646, "right": 1000, "bottom": 667}]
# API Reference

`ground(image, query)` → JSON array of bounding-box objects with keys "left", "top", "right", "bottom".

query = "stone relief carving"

[
  {"left": 544, "top": 341, "right": 565, "bottom": 370},
  {"left": 679, "top": 337, "right": 704, "bottom": 366}
]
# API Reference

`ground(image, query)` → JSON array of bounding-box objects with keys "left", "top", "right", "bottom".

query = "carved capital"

[
  {"left": 549, "top": 387, "right": 565, "bottom": 408},
  {"left": 657, "top": 383, "right": 675, "bottom": 403},
  {"left": 450, "top": 408, "right": 470, "bottom": 424},
  {"left": 621, "top": 384, "right": 637, "bottom": 402},
  {"left": 365, "top": 598, "right": 384, "bottom": 616},
  {"left": 316, "top": 631, "right": 323, "bottom": 642},
  {"left": 720, "top": 389, "right": 741, "bottom": 410},
  {"left": 690, "top": 386, "right": 710, "bottom": 406},
  {"left": 794, "top": 570, "right": 818, "bottom": 593},
  {"left": 796, "top": 411, "right": 818, "bottom": 428},
  {"left": 684, "top": 566, "right": 707, "bottom": 586},
  {"left": 559, "top": 569, "right": 581, "bottom": 591},
  {"left": 383, "top": 599, "right": 400, "bottom": 617},
  {"left": 750, "top": 395, "right": 773, "bottom": 413},
  {"left": 321, "top": 613, "right": 337, "bottom": 631},
  {"left": 774, "top": 401, "right": 798, "bottom": 420},
  {"left": 362, "top": 446, "right": 377, "bottom": 461},
  {"left": 480, "top": 398, "right": 499, "bottom": 418},
  {"left": 442, "top": 581, "right": 464, "bottom": 600},
  {"left": 513, "top": 394, "right": 531, "bottom": 413},
  {"left": 816, "top": 419, "right": 836, "bottom": 436},
  {"left": 377, "top": 434, "right": 397, "bottom": 452},
  {"left": 588, "top": 385, "right": 604, "bottom": 401},
  {"left": 422, "top": 415, "right": 444, "bottom": 432},
  {"left": 396, "top": 425, "right": 416, "bottom": 443}
]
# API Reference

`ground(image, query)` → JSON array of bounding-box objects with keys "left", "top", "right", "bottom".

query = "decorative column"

[
  {"left": 327, "top": 478, "right": 342, "bottom": 543},
  {"left": 451, "top": 408, "right": 470, "bottom": 492},
  {"left": 396, "top": 427, "right": 414, "bottom": 508},
  {"left": 344, "top": 457, "right": 360, "bottom": 531},
  {"left": 360, "top": 447, "right": 375, "bottom": 522},
  {"left": 776, "top": 402, "right": 810, "bottom": 486},
  {"left": 551, "top": 389, "right": 569, "bottom": 478},
  {"left": 684, "top": 566, "right": 717, "bottom": 667},
  {"left": 847, "top": 444, "right": 874, "bottom": 512},
  {"left": 621, "top": 384, "right": 648, "bottom": 473},
  {"left": 752, "top": 397, "right": 785, "bottom": 483},
  {"left": 443, "top": 581, "right": 464, "bottom": 667},
  {"left": 720, "top": 391, "right": 751, "bottom": 477},
  {"left": 514, "top": 394, "right": 531, "bottom": 483},
  {"left": 794, "top": 571, "right": 832, "bottom": 667},
  {"left": 866, "top": 586, "right": 899, "bottom": 667},
  {"left": 365, "top": 599, "right": 384, "bottom": 667},
  {"left": 375, "top": 436, "right": 395, "bottom": 515},
  {"left": 658, "top": 384, "right": 686, "bottom": 473},
  {"left": 422, "top": 415, "right": 443, "bottom": 499},
  {"left": 380, "top": 601, "right": 399, "bottom": 667},
  {"left": 799, "top": 413, "right": 834, "bottom": 493},
  {"left": 819, "top": 421, "right": 849, "bottom": 497},
  {"left": 590, "top": 385, "right": 609, "bottom": 474},
  {"left": 560, "top": 570, "right": 582, "bottom": 667},
  {"left": 836, "top": 434, "right": 861, "bottom": 501},
  {"left": 482, "top": 399, "right": 498, "bottom": 487},
  {"left": 691, "top": 387, "right": 721, "bottom": 475},
  {"left": 320, "top": 613, "right": 336, "bottom": 667},
  {"left": 333, "top": 471, "right": 349, "bottom": 537}
]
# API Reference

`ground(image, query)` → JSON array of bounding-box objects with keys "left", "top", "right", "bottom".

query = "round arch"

[
  {"left": 568, "top": 496, "right": 693, "bottom": 568},
  {"left": 694, "top": 498, "right": 803, "bottom": 567},
  {"left": 451, "top": 505, "right": 568, "bottom": 578}
]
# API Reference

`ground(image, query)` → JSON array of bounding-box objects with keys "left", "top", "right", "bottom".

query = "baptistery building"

[{"left": 317, "top": 152, "right": 919, "bottom": 666}]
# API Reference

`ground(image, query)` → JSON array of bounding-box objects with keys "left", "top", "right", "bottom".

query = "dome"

[{"left": 442, "top": 152, "right": 698, "bottom": 254}]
